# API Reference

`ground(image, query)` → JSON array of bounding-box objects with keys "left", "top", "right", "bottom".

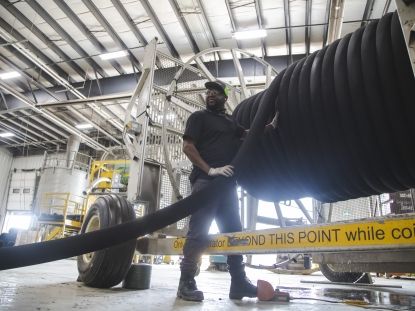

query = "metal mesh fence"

[
  {"left": 174, "top": 67, "right": 208, "bottom": 110},
  {"left": 315, "top": 190, "right": 415, "bottom": 224},
  {"left": 145, "top": 91, "right": 191, "bottom": 169},
  {"left": 154, "top": 52, "right": 182, "bottom": 91},
  {"left": 159, "top": 168, "right": 192, "bottom": 235},
  {"left": 157, "top": 52, "right": 179, "bottom": 69}
]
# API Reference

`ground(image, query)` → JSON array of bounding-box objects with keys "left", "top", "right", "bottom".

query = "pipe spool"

[
  {"left": 0, "top": 12, "right": 414, "bottom": 271},
  {"left": 234, "top": 12, "right": 415, "bottom": 203}
]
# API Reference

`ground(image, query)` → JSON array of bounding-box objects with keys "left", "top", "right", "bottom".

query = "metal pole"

[
  {"left": 328, "top": 203, "right": 334, "bottom": 222},
  {"left": 274, "top": 202, "right": 286, "bottom": 227},
  {"left": 295, "top": 199, "right": 313, "bottom": 223},
  {"left": 394, "top": 0, "right": 415, "bottom": 77},
  {"left": 124, "top": 39, "right": 157, "bottom": 202}
]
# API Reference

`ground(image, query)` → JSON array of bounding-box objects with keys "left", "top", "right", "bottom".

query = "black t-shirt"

[{"left": 183, "top": 109, "right": 245, "bottom": 183}]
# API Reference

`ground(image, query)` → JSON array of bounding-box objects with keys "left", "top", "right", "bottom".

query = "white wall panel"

[
  {"left": 6, "top": 171, "right": 37, "bottom": 211},
  {"left": 2, "top": 155, "right": 45, "bottom": 216},
  {"left": 11, "top": 155, "right": 45, "bottom": 170},
  {"left": 0, "top": 148, "right": 13, "bottom": 232}
]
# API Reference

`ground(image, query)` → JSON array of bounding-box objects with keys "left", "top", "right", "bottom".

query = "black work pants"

[{"left": 180, "top": 178, "right": 244, "bottom": 279}]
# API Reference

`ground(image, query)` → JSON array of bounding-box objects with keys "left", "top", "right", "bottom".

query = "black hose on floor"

[
  {"left": 0, "top": 180, "right": 235, "bottom": 270},
  {"left": 0, "top": 12, "right": 414, "bottom": 271}
]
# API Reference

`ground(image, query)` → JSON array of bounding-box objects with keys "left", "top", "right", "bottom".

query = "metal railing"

[
  {"left": 314, "top": 189, "right": 415, "bottom": 224},
  {"left": 42, "top": 151, "right": 92, "bottom": 172},
  {"left": 36, "top": 192, "right": 87, "bottom": 240}
]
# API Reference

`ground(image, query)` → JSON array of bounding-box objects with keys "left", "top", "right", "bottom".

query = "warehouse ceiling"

[{"left": 0, "top": 0, "right": 396, "bottom": 155}]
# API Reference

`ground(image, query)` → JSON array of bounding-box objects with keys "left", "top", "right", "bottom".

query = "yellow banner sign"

[{"left": 169, "top": 217, "right": 415, "bottom": 253}]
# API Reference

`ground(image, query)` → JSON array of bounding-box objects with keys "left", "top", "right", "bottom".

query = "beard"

[{"left": 206, "top": 99, "right": 226, "bottom": 113}]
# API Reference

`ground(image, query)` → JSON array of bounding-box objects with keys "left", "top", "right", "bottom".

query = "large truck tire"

[
  {"left": 77, "top": 195, "right": 137, "bottom": 288},
  {"left": 319, "top": 263, "right": 372, "bottom": 284}
]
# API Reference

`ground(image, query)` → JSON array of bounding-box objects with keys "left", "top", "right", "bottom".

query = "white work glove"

[{"left": 208, "top": 165, "right": 234, "bottom": 177}]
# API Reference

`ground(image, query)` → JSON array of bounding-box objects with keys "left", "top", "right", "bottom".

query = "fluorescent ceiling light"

[
  {"left": 100, "top": 50, "right": 128, "bottom": 60},
  {"left": 0, "top": 71, "right": 21, "bottom": 80},
  {"left": 233, "top": 29, "right": 267, "bottom": 40},
  {"left": 76, "top": 123, "right": 93, "bottom": 129},
  {"left": 0, "top": 132, "right": 15, "bottom": 138}
]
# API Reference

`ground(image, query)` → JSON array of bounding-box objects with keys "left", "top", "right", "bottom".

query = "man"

[{"left": 177, "top": 81, "right": 257, "bottom": 301}]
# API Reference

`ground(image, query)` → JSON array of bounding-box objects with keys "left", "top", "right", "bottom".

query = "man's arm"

[
  {"left": 183, "top": 138, "right": 234, "bottom": 177},
  {"left": 183, "top": 138, "right": 210, "bottom": 175}
]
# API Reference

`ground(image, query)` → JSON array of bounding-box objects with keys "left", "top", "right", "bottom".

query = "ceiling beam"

[
  {"left": 9, "top": 111, "right": 65, "bottom": 140},
  {"left": 224, "top": 0, "right": 237, "bottom": 33},
  {"left": 139, "top": 0, "right": 180, "bottom": 59},
  {"left": 26, "top": 0, "right": 107, "bottom": 78},
  {"left": 0, "top": 52, "right": 68, "bottom": 106},
  {"left": 111, "top": 0, "right": 147, "bottom": 46},
  {"left": 1, "top": 53, "right": 300, "bottom": 111},
  {"left": 0, "top": 136, "right": 24, "bottom": 148},
  {"left": 1, "top": 5, "right": 128, "bottom": 138},
  {"left": 283, "top": 0, "right": 293, "bottom": 65},
  {"left": 19, "top": 110, "right": 70, "bottom": 139},
  {"left": 110, "top": 0, "right": 163, "bottom": 69},
  {"left": 0, "top": 37, "right": 57, "bottom": 86},
  {"left": 6, "top": 112, "right": 63, "bottom": 142},
  {"left": 254, "top": 0, "right": 267, "bottom": 57},
  {"left": 194, "top": 0, "right": 221, "bottom": 60},
  {"left": 5, "top": 79, "right": 28, "bottom": 94},
  {"left": 361, "top": 0, "right": 375, "bottom": 27},
  {"left": 1, "top": 138, "right": 64, "bottom": 148},
  {"left": 305, "top": 0, "right": 312, "bottom": 56},
  {"left": 194, "top": 0, "right": 218, "bottom": 47},
  {"left": 0, "top": 89, "right": 8, "bottom": 110},
  {"left": 168, "top": 0, "right": 200, "bottom": 55},
  {"left": 0, "top": 79, "right": 111, "bottom": 152},
  {"left": 65, "top": 106, "right": 123, "bottom": 146},
  {"left": 81, "top": 0, "right": 142, "bottom": 71},
  {"left": 53, "top": 0, "right": 127, "bottom": 75},
  {"left": 0, "top": 0, "right": 87, "bottom": 80},
  {"left": 0, "top": 123, "right": 47, "bottom": 149},
  {"left": 0, "top": 64, "right": 28, "bottom": 92},
  {"left": 0, "top": 17, "right": 72, "bottom": 84},
  {"left": 0, "top": 115, "right": 56, "bottom": 146},
  {"left": 224, "top": 0, "right": 242, "bottom": 51}
]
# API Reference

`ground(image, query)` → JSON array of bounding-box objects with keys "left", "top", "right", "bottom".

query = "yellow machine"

[
  {"left": 88, "top": 159, "right": 130, "bottom": 193},
  {"left": 36, "top": 160, "right": 130, "bottom": 241}
]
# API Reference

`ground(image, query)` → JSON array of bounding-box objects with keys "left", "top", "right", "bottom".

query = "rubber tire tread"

[{"left": 77, "top": 195, "right": 136, "bottom": 288}]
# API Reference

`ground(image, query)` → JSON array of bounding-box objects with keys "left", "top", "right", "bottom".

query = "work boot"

[
  {"left": 229, "top": 275, "right": 257, "bottom": 300},
  {"left": 177, "top": 278, "right": 204, "bottom": 302}
]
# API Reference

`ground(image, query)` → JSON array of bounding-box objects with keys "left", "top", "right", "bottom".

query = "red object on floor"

[{"left": 257, "top": 280, "right": 275, "bottom": 301}]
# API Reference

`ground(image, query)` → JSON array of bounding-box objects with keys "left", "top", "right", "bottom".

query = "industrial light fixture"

[
  {"left": 0, "top": 132, "right": 15, "bottom": 138},
  {"left": 76, "top": 123, "right": 93, "bottom": 129},
  {"left": 0, "top": 71, "right": 21, "bottom": 80},
  {"left": 100, "top": 50, "right": 128, "bottom": 60},
  {"left": 233, "top": 29, "right": 267, "bottom": 40}
]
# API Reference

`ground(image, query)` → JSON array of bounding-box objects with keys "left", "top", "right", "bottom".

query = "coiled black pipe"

[
  {"left": 233, "top": 12, "right": 415, "bottom": 203},
  {"left": 0, "top": 12, "right": 413, "bottom": 270}
]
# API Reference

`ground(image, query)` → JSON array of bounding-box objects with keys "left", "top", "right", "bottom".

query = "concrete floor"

[{"left": 1, "top": 259, "right": 415, "bottom": 310}]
